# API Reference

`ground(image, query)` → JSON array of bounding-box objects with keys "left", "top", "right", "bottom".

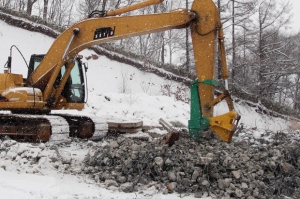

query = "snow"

[
  {"left": 0, "top": 168, "right": 201, "bottom": 199},
  {"left": 2, "top": 87, "right": 42, "bottom": 95},
  {"left": 0, "top": 12, "right": 298, "bottom": 199}
]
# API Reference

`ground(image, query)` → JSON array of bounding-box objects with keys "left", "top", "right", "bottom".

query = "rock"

[
  {"left": 253, "top": 155, "right": 260, "bottom": 161},
  {"left": 19, "top": 158, "right": 28, "bottom": 165},
  {"left": 62, "top": 164, "right": 70, "bottom": 170},
  {"left": 6, "top": 149, "right": 17, "bottom": 160},
  {"left": 257, "top": 169, "right": 264, "bottom": 176},
  {"left": 181, "top": 178, "right": 191, "bottom": 187},
  {"left": 131, "top": 143, "right": 141, "bottom": 151},
  {"left": 3, "top": 140, "right": 17, "bottom": 147},
  {"left": 199, "top": 157, "right": 213, "bottom": 165},
  {"left": 1, "top": 165, "right": 6, "bottom": 171},
  {"left": 201, "top": 180, "right": 210, "bottom": 187},
  {"left": 194, "top": 192, "right": 203, "bottom": 198},
  {"left": 167, "top": 182, "right": 177, "bottom": 192},
  {"left": 176, "top": 172, "right": 185, "bottom": 182},
  {"left": 168, "top": 171, "right": 176, "bottom": 182},
  {"left": 92, "top": 54, "right": 99, "bottom": 60},
  {"left": 27, "top": 147, "right": 42, "bottom": 160},
  {"left": 241, "top": 182, "right": 248, "bottom": 189},
  {"left": 124, "top": 158, "right": 132, "bottom": 168},
  {"left": 235, "top": 189, "right": 243, "bottom": 198},
  {"left": 162, "top": 188, "right": 169, "bottom": 195},
  {"left": 253, "top": 188, "right": 259, "bottom": 197},
  {"left": 269, "top": 161, "right": 276, "bottom": 169},
  {"left": 139, "top": 177, "right": 149, "bottom": 185},
  {"left": 38, "top": 157, "right": 54, "bottom": 170},
  {"left": 131, "top": 151, "right": 138, "bottom": 159},
  {"left": 48, "top": 151, "right": 59, "bottom": 162},
  {"left": 230, "top": 183, "right": 236, "bottom": 190},
  {"left": 87, "top": 141, "right": 95, "bottom": 147},
  {"left": 17, "top": 145, "right": 30, "bottom": 155},
  {"left": 282, "top": 162, "right": 295, "bottom": 173},
  {"left": 105, "top": 179, "right": 119, "bottom": 187},
  {"left": 165, "top": 158, "right": 173, "bottom": 166},
  {"left": 296, "top": 177, "right": 300, "bottom": 186},
  {"left": 154, "top": 157, "right": 164, "bottom": 167},
  {"left": 109, "top": 140, "right": 119, "bottom": 148},
  {"left": 117, "top": 176, "right": 127, "bottom": 183},
  {"left": 39, "top": 143, "right": 46, "bottom": 150},
  {"left": 0, "top": 151, "right": 6, "bottom": 158},
  {"left": 120, "top": 182, "right": 134, "bottom": 193},
  {"left": 223, "top": 156, "right": 232, "bottom": 167},
  {"left": 103, "top": 157, "right": 113, "bottom": 166},
  {"left": 232, "top": 170, "right": 241, "bottom": 179},
  {"left": 191, "top": 170, "right": 200, "bottom": 182},
  {"left": 241, "top": 155, "right": 250, "bottom": 162},
  {"left": 218, "top": 179, "right": 225, "bottom": 189},
  {"left": 101, "top": 173, "right": 112, "bottom": 181},
  {"left": 58, "top": 150, "right": 72, "bottom": 164}
]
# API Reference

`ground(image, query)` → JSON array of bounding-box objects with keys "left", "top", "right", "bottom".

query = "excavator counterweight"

[{"left": 0, "top": 0, "right": 240, "bottom": 142}]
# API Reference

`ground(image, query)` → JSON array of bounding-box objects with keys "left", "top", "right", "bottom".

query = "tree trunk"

[
  {"left": 185, "top": 0, "right": 190, "bottom": 72},
  {"left": 43, "top": 0, "right": 49, "bottom": 20},
  {"left": 115, "top": 0, "right": 121, "bottom": 9},
  {"left": 294, "top": 75, "right": 300, "bottom": 110},
  {"left": 102, "top": 0, "right": 107, "bottom": 11},
  {"left": 161, "top": 32, "right": 165, "bottom": 64},
  {"left": 232, "top": 0, "right": 236, "bottom": 80},
  {"left": 169, "top": 30, "right": 172, "bottom": 65},
  {"left": 27, "top": 0, "right": 38, "bottom": 15}
]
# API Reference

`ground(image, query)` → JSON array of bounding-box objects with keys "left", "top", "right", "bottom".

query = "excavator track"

[
  {"left": 54, "top": 114, "right": 108, "bottom": 141},
  {"left": 0, "top": 114, "right": 108, "bottom": 143}
]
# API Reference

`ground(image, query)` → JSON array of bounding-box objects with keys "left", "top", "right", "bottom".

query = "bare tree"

[
  {"left": 255, "top": 0, "right": 291, "bottom": 96},
  {"left": 48, "top": 0, "right": 75, "bottom": 26},
  {"left": 43, "top": 0, "right": 49, "bottom": 20},
  {"left": 26, "top": 0, "right": 38, "bottom": 15},
  {"left": 185, "top": 0, "right": 190, "bottom": 72}
]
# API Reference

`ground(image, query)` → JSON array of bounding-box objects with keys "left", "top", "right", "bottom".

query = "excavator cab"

[{"left": 28, "top": 54, "right": 86, "bottom": 104}]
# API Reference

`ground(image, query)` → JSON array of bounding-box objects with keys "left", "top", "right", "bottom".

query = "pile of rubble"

[
  {"left": 0, "top": 139, "right": 73, "bottom": 174},
  {"left": 83, "top": 130, "right": 300, "bottom": 198},
  {"left": 0, "top": 129, "right": 299, "bottom": 198}
]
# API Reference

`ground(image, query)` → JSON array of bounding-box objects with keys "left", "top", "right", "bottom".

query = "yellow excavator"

[{"left": 0, "top": 0, "right": 240, "bottom": 143}]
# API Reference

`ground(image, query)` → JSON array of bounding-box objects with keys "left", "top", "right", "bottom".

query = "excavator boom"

[{"left": 0, "top": 0, "right": 240, "bottom": 142}]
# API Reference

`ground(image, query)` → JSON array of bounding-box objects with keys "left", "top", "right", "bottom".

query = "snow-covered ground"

[
  {"left": 1, "top": 140, "right": 206, "bottom": 199},
  {"left": 0, "top": 16, "right": 297, "bottom": 199}
]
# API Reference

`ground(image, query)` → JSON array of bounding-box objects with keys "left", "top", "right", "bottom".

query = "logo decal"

[{"left": 94, "top": 26, "right": 115, "bottom": 40}]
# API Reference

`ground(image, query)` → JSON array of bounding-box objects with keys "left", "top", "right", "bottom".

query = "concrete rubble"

[
  {"left": 0, "top": 129, "right": 299, "bottom": 198},
  {"left": 83, "top": 130, "right": 300, "bottom": 198}
]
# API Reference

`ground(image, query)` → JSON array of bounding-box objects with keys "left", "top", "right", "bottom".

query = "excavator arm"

[
  {"left": 188, "top": 0, "right": 240, "bottom": 142},
  {"left": 2, "top": 0, "right": 240, "bottom": 142},
  {"left": 28, "top": 4, "right": 196, "bottom": 106}
]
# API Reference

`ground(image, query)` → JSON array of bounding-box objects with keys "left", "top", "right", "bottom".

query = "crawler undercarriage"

[{"left": 0, "top": 113, "right": 107, "bottom": 143}]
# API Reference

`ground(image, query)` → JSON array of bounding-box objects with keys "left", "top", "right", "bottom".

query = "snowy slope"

[
  {"left": 0, "top": 18, "right": 292, "bottom": 131},
  {"left": 0, "top": 15, "right": 297, "bottom": 199}
]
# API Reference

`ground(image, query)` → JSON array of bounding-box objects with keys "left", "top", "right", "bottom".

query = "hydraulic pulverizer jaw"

[
  {"left": 188, "top": 0, "right": 240, "bottom": 142},
  {"left": 188, "top": 80, "right": 241, "bottom": 142}
]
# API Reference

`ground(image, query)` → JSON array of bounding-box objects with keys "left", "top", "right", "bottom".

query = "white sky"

[{"left": 289, "top": 0, "right": 300, "bottom": 32}]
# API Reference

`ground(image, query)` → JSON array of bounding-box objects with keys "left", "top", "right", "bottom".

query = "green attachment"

[
  {"left": 188, "top": 80, "right": 210, "bottom": 140},
  {"left": 201, "top": 79, "right": 218, "bottom": 86}
]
